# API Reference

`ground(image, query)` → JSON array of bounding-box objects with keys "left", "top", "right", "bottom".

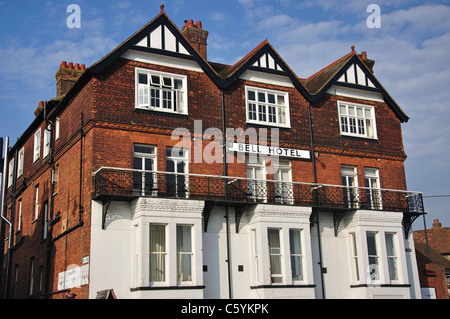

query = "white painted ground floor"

[{"left": 88, "top": 198, "right": 422, "bottom": 299}]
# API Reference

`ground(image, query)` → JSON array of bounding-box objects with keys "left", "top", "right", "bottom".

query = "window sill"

[
  {"left": 135, "top": 106, "right": 188, "bottom": 117},
  {"left": 250, "top": 284, "right": 316, "bottom": 289},
  {"left": 130, "top": 285, "right": 205, "bottom": 291},
  {"left": 350, "top": 283, "right": 411, "bottom": 288},
  {"left": 246, "top": 121, "right": 291, "bottom": 129},
  {"left": 340, "top": 133, "right": 378, "bottom": 141}
]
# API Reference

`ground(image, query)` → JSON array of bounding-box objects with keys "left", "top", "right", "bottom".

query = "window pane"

[
  {"left": 151, "top": 75, "right": 160, "bottom": 85},
  {"left": 177, "top": 225, "right": 192, "bottom": 282},
  {"left": 277, "top": 95, "right": 285, "bottom": 106},
  {"left": 268, "top": 94, "right": 275, "bottom": 104},
  {"left": 290, "top": 230, "right": 303, "bottom": 281},
  {"left": 268, "top": 229, "right": 282, "bottom": 283},
  {"left": 367, "top": 233, "right": 377, "bottom": 256},
  {"left": 248, "top": 90, "right": 256, "bottom": 101},
  {"left": 139, "top": 73, "right": 148, "bottom": 84},
  {"left": 149, "top": 224, "right": 166, "bottom": 282},
  {"left": 258, "top": 92, "right": 266, "bottom": 102},
  {"left": 386, "top": 233, "right": 395, "bottom": 256},
  {"left": 289, "top": 230, "right": 301, "bottom": 255}
]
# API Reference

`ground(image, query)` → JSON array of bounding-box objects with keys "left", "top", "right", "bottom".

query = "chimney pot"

[
  {"left": 196, "top": 21, "right": 202, "bottom": 29},
  {"left": 432, "top": 219, "right": 442, "bottom": 228},
  {"left": 60, "top": 61, "right": 67, "bottom": 68},
  {"left": 68, "top": 62, "right": 74, "bottom": 69},
  {"left": 361, "top": 51, "right": 367, "bottom": 60},
  {"left": 74, "top": 63, "right": 80, "bottom": 70},
  {"left": 81, "top": 64, "right": 86, "bottom": 71},
  {"left": 187, "top": 19, "right": 194, "bottom": 28}
]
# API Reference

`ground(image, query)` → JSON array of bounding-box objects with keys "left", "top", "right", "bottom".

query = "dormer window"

[
  {"left": 245, "top": 86, "right": 290, "bottom": 127},
  {"left": 136, "top": 68, "right": 187, "bottom": 115},
  {"left": 338, "top": 101, "right": 377, "bottom": 139}
]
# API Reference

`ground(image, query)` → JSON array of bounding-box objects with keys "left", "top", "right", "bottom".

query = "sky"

[{"left": 0, "top": 0, "right": 449, "bottom": 230}]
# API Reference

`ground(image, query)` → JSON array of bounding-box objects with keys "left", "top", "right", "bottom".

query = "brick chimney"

[
  {"left": 34, "top": 101, "right": 45, "bottom": 117},
  {"left": 55, "top": 61, "right": 86, "bottom": 97},
  {"left": 358, "top": 51, "right": 375, "bottom": 73},
  {"left": 432, "top": 219, "right": 442, "bottom": 228},
  {"left": 181, "top": 19, "right": 208, "bottom": 60}
]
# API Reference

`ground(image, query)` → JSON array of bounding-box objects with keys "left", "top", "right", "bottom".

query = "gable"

[
  {"left": 337, "top": 62, "right": 376, "bottom": 88},
  {"left": 251, "top": 52, "right": 284, "bottom": 72},
  {"left": 134, "top": 24, "right": 190, "bottom": 56}
]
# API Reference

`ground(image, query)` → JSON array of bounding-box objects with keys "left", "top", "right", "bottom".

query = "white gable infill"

[
  {"left": 337, "top": 63, "right": 376, "bottom": 88},
  {"left": 135, "top": 24, "right": 190, "bottom": 56},
  {"left": 251, "top": 52, "right": 284, "bottom": 72}
]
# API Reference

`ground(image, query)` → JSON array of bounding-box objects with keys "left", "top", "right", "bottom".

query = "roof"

[
  {"left": 302, "top": 47, "right": 409, "bottom": 122},
  {"left": 7, "top": 6, "right": 410, "bottom": 155}
]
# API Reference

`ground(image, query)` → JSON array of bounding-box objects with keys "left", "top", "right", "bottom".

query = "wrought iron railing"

[{"left": 92, "top": 167, "right": 424, "bottom": 213}]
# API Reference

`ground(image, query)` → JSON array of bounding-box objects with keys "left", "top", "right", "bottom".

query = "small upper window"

[
  {"left": 17, "top": 147, "right": 24, "bottom": 178},
  {"left": 136, "top": 68, "right": 187, "bottom": 115},
  {"left": 246, "top": 86, "right": 290, "bottom": 127},
  {"left": 33, "top": 128, "right": 41, "bottom": 163},
  {"left": 338, "top": 101, "right": 377, "bottom": 139}
]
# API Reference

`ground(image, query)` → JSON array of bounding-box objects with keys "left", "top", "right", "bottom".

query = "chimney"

[
  {"left": 55, "top": 61, "right": 86, "bottom": 97},
  {"left": 432, "top": 219, "right": 442, "bottom": 228},
  {"left": 34, "top": 101, "right": 45, "bottom": 117},
  {"left": 357, "top": 51, "right": 375, "bottom": 73},
  {"left": 181, "top": 19, "right": 208, "bottom": 60}
]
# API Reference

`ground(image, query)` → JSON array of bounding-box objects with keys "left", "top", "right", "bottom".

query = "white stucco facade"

[{"left": 89, "top": 198, "right": 421, "bottom": 299}]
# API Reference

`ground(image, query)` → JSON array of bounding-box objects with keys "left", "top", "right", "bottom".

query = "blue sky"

[{"left": 1, "top": 0, "right": 449, "bottom": 230}]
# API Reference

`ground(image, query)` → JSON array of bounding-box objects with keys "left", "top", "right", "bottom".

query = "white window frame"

[
  {"left": 166, "top": 147, "right": 189, "bottom": 198},
  {"left": 133, "top": 144, "right": 157, "bottom": 196},
  {"left": 176, "top": 224, "right": 193, "bottom": 284},
  {"left": 7, "top": 159, "right": 14, "bottom": 188},
  {"left": 268, "top": 228, "right": 283, "bottom": 284},
  {"left": 341, "top": 165, "right": 359, "bottom": 208},
  {"left": 289, "top": 229, "right": 303, "bottom": 282},
  {"left": 245, "top": 86, "right": 290, "bottom": 128},
  {"left": 364, "top": 167, "right": 382, "bottom": 210},
  {"left": 33, "top": 128, "right": 41, "bottom": 163},
  {"left": 246, "top": 155, "right": 267, "bottom": 202},
  {"left": 135, "top": 68, "right": 188, "bottom": 115},
  {"left": 17, "top": 147, "right": 24, "bottom": 178},
  {"left": 149, "top": 223, "right": 167, "bottom": 284},
  {"left": 274, "top": 159, "right": 293, "bottom": 204},
  {"left": 338, "top": 101, "right": 377, "bottom": 139},
  {"left": 55, "top": 117, "right": 60, "bottom": 141},
  {"left": 385, "top": 232, "right": 398, "bottom": 282},
  {"left": 43, "top": 125, "right": 51, "bottom": 159},
  {"left": 34, "top": 185, "right": 39, "bottom": 221},
  {"left": 349, "top": 232, "right": 360, "bottom": 282},
  {"left": 366, "top": 231, "right": 380, "bottom": 283},
  {"left": 17, "top": 199, "right": 22, "bottom": 232}
]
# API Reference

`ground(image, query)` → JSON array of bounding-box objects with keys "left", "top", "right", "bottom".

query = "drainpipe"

[
  {"left": 307, "top": 101, "right": 325, "bottom": 299},
  {"left": 221, "top": 90, "right": 232, "bottom": 299},
  {"left": 2, "top": 139, "right": 17, "bottom": 299},
  {"left": 0, "top": 137, "right": 11, "bottom": 298}
]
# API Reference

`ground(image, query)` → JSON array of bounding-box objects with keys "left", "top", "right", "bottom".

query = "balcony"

[{"left": 92, "top": 167, "right": 424, "bottom": 215}]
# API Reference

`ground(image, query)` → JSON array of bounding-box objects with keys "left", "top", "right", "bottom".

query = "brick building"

[
  {"left": 414, "top": 219, "right": 450, "bottom": 299},
  {"left": 1, "top": 5, "right": 425, "bottom": 299}
]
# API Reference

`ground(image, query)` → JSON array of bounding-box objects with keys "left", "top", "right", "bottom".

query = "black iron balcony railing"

[{"left": 92, "top": 167, "right": 424, "bottom": 214}]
